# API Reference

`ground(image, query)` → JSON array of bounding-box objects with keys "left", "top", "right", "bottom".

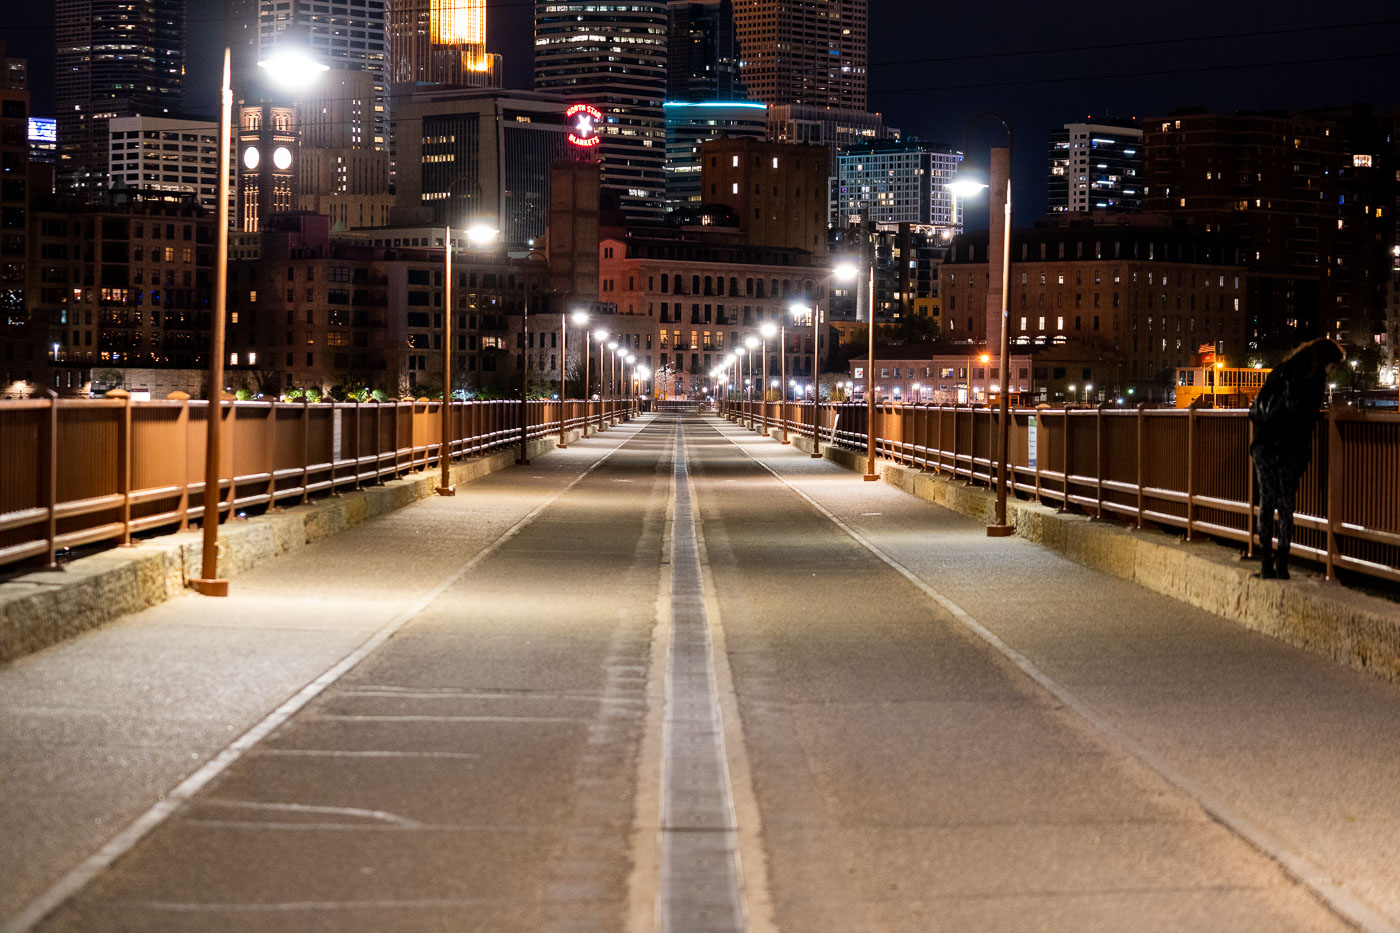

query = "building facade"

[
  {"left": 663, "top": 101, "right": 767, "bottom": 212},
  {"left": 391, "top": 88, "right": 569, "bottom": 246},
  {"left": 598, "top": 233, "right": 830, "bottom": 397},
  {"left": 835, "top": 139, "right": 962, "bottom": 231},
  {"left": 253, "top": 0, "right": 389, "bottom": 152},
  {"left": 666, "top": 0, "right": 744, "bottom": 102},
  {"left": 294, "top": 69, "right": 393, "bottom": 230},
  {"left": 389, "top": 0, "right": 500, "bottom": 89},
  {"left": 697, "top": 137, "right": 830, "bottom": 255},
  {"left": 29, "top": 191, "right": 215, "bottom": 393},
  {"left": 226, "top": 212, "right": 552, "bottom": 395},
  {"left": 941, "top": 223, "right": 1248, "bottom": 398},
  {"left": 55, "top": 0, "right": 185, "bottom": 198},
  {"left": 107, "top": 116, "right": 221, "bottom": 212},
  {"left": 1, "top": 45, "right": 33, "bottom": 392},
  {"left": 534, "top": 0, "right": 668, "bottom": 222},
  {"left": 1142, "top": 107, "right": 1400, "bottom": 358},
  {"left": 733, "top": 0, "right": 867, "bottom": 111},
  {"left": 1047, "top": 121, "right": 1143, "bottom": 215}
]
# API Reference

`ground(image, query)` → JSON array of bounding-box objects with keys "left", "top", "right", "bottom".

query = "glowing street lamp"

[
  {"left": 606, "top": 341, "right": 619, "bottom": 425},
  {"left": 438, "top": 222, "right": 496, "bottom": 495},
  {"left": 743, "top": 335, "right": 760, "bottom": 430},
  {"left": 192, "top": 46, "right": 325, "bottom": 598},
  {"left": 571, "top": 310, "right": 592, "bottom": 437},
  {"left": 593, "top": 328, "right": 608, "bottom": 431}
]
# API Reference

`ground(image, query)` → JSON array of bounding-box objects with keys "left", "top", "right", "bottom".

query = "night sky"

[{"left": 5, "top": 0, "right": 1399, "bottom": 226}]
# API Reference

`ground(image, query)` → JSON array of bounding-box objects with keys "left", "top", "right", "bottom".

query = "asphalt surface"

[{"left": 2, "top": 412, "right": 1398, "bottom": 932}]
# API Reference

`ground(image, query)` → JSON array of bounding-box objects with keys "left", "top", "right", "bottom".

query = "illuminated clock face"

[
  {"left": 272, "top": 146, "right": 292, "bottom": 170},
  {"left": 242, "top": 146, "right": 259, "bottom": 170}
]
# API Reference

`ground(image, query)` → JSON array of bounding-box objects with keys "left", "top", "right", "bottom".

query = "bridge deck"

[{"left": 3, "top": 413, "right": 1398, "bottom": 932}]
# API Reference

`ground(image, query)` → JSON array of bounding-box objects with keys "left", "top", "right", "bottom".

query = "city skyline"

[{"left": 4, "top": 1, "right": 1399, "bottom": 221}]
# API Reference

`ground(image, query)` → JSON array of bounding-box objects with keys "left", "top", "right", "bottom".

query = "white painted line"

[
  {"left": 255, "top": 749, "right": 482, "bottom": 760},
  {"left": 719, "top": 422, "right": 1400, "bottom": 933},
  {"left": 0, "top": 425, "right": 645, "bottom": 933}
]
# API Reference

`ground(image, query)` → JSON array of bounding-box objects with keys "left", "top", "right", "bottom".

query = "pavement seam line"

[
  {"left": 689, "top": 442, "right": 779, "bottom": 933},
  {"left": 658, "top": 417, "right": 749, "bottom": 933},
  {"left": 715, "top": 416, "right": 1399, "bottom": 933},
  {"left": 0, "top": 421, "right": 649, "bottom": 933}
]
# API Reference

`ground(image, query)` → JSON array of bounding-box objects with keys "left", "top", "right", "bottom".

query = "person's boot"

[
  {"left": 1276, "top": 544, "right": 1290, "bottom": 581},
  {"left": 1259, "top": 541, "right": 1276, "bottom": 579}
]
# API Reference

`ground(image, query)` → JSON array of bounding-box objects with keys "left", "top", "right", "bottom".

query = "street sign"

[{"left": 1027, "top": 415, "right": 1037, "bottom": 469}]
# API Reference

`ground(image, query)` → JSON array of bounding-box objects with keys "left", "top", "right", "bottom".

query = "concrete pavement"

[{"left": 2, "top": 412, "right": 1398, "bottom": 931}]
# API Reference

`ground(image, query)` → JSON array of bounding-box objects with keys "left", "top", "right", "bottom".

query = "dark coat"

[{"left": 1248, "top": 339, "right": 1343, "bottom": 477}]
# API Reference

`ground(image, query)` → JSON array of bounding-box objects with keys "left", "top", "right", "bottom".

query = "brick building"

[
  {"left": 226, "top": 213, "right": 552, "bottom": 397},
  {"left": 598, "top": 231, "right": 830, "bottom": 397},
  {"left": 28, "top": 191, "right": 214, "bottom": 393},
  {"left": 940, "top": 221, "right": 1248, "bottom": 399},
  {"left": 696, "top": 137, "right": 829, "bottom": 255}
]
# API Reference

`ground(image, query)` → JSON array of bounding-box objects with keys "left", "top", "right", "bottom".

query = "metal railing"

[
  {"left": 724, "top": 399, "right": 1400, "bottom": 586},
  {"left": 0, "top": 396, "right": 637, "bottom": 571}
]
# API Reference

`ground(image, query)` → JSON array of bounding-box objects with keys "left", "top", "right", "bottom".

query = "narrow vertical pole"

[
  {"left": 582, "top": 330, "right": 591, "bottom": 438},
  {"left": 863, "top": 263, "right": 877, "bottom": 479},
  {"left": 811, "top": 303, "right": 822, "bottom": 458},
  {"left": 191, "top": 49, "right": 233, "bottom": 596},
  {"left": 989, "top": 153, "right": 1014, "bottom": 536},
  {"left": 780, "top": 323, "right": 789, "bottom": 444},
  {"left": 517, "top": 298, "right": 531, "bottom": 465},
  {"left": 40, "top": 389, "right": 58, "bottom": 568},
  {"left": 558, "top": 313, "right": 567, "bottom": 448},
  {"left": 437, "top": 225, "right": 455, "bottom": 494},
  {"left": 1325, "top": 408, "right": 1341, "bottom": 580}
]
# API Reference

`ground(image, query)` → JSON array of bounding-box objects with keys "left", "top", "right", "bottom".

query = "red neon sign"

[{"left": 566, "top": 103, "right": 603, "bottom": 148}]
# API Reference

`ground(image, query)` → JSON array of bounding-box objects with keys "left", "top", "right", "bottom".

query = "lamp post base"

[
  {"left": 862, "top": 473, "right": 879, "bottom": 482},
  {"left": 986, "top": 524, "right": 1014, "bottom": 537},
  {"left": 190, "top": 578, "right": 229, "bottom": 597},
  {"left": 781, "top": 439, "right": 791, "bottom": 445},
  {"left": 810, "top": 452, "right": 822, "bottom": 459},
  {"left": 556, "top": 443, "right": 568, "bottom": 449},
  {"left": 515, "top": 458, "right": 531, "bottom": 465},
  {"left": 434, "top": 485, "right": 456, "bottom": 497}
]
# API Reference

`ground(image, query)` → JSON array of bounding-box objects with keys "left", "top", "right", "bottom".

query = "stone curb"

[
  {"left": 742, "top": 417, "right": 1400, "bottom": 684},
  {"left": 0, "top": 426, "right": 603, "bottom": 664}
]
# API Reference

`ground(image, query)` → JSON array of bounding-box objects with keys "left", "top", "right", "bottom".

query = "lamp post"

[
  {"left": 744, "top": 334, "right": 761, "bottom": 431},
  {"left": 759, "top": 321, "right": 777, "bottom": 435},
  {"left": 192, "top": 46, "right": 325, "bottom": 598},
  {"left": 606, "top": 341, "right": 618, "bottom": 425},
  {"left": 558, "top": 308, "right": 585, "bottom": 447},
  {"left": 735, "top": 346, "right": 749, "bottom": 426},
  {"left": 593, "top": 328, "right": 608, "bottom": 431},
  {"left": 862, "top": 255, "right": 879, "bottom": 481},
  {"left": 779, "top": 309, "right": 798, "bottom": 444},
  {"left": 436, "top": 223, "right": 496, "bottom": 494},
  {"left": 946, "top": 112, "right": 1014, "bottom": 535},
  {"left": 573, "top": 310, "right": 591, "bottom": 437}
]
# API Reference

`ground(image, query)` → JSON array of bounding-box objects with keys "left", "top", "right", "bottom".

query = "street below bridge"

[{"left": 3, "top": 412, "right": 1399, "bottom": 932}]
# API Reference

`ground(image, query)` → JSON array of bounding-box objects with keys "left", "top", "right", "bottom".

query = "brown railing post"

[
  {"left": 1058, "top": 408, "right": 1069, "bottom": 513},
  {"left": 300, "top": 397, "right": 310, "bottom": 504},
  {"left": 39, "top": 389, "right": 58, "bottom": 568},
  {"left": 1135, "top": 403, "right": 1146, "bottom": 529},
  {"left": 172, "top": 391, "right": 191, "bottom": 531},
  {"left": 1094, "top": 402, "right": 1105, "bottom": 520},
  {"left": 106, "top": 388, "right": 133, "bottom": 545},
  {"left": 1325, "top": 407, "right": 1341, "bottom": 581},
  {"left": 1185, "top": 405, "right": 1197, "bottom": 541}
]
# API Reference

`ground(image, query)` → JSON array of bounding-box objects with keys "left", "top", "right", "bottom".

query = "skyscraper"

[
  {"left": 1047, "top": 121, "right": 1143, "bottom": 214},
  {"left": 55, "top": 0, "right": 186, "bottom": 198},
  {"left": 253, "top": 0, "right": 390, "bottom": 152},
  {"left": 733, "top": 0, "right": 867, "bottom": 111},
  {"left": 666, "top": 0, "right": 744, "bottom": 103},
  {"left": 535, "top": 0, "right": 668, "bottom": 222},
  {"left": 836, "top": 139, "right": 962, "bottom": 232},
  {"left": 389, "top": 0, "right": 501, "bottom": 89}
]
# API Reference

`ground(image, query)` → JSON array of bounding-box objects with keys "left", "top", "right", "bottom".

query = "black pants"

[{"left": 1254, "top": 449, "right": 1300, "bottom": 567}]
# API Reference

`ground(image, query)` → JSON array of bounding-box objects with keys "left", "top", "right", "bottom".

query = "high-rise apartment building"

[
  {"left": 1048, "top": 121, "right": 1143, "bottom": 214},
  {"left": 389, "top": 0, "right": 500, "bottom": 89},
  {"left": 55, "top": 0, "right": 186, "bottom": 198},
  {"left": 534, "top": 0, "right": 668, "bottom": 222},
  {"left": 253, "top": 0, "right": 390, "bottom": 152},
  {"left": 1142, "top": 107, "right": 1400, "bottom": 356},
  {"left": 836, "top": 140, "right": 961, "bottom": 231},
  {"left": 295, "top": 69, "right": 393, "bottom": 230},
  {"left": 733, "top": 0, "right": 867, "bottom": 111},
  {"left": 1, "top": 42, "right": 34, "bottom": 392},
  {"left": 666, "top": 0, "right": 744, "bottom": 102}
]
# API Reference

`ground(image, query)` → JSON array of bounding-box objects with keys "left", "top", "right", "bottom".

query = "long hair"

[{"left": 1280, "top": 337, "right": 1345, "bottom": 378}]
